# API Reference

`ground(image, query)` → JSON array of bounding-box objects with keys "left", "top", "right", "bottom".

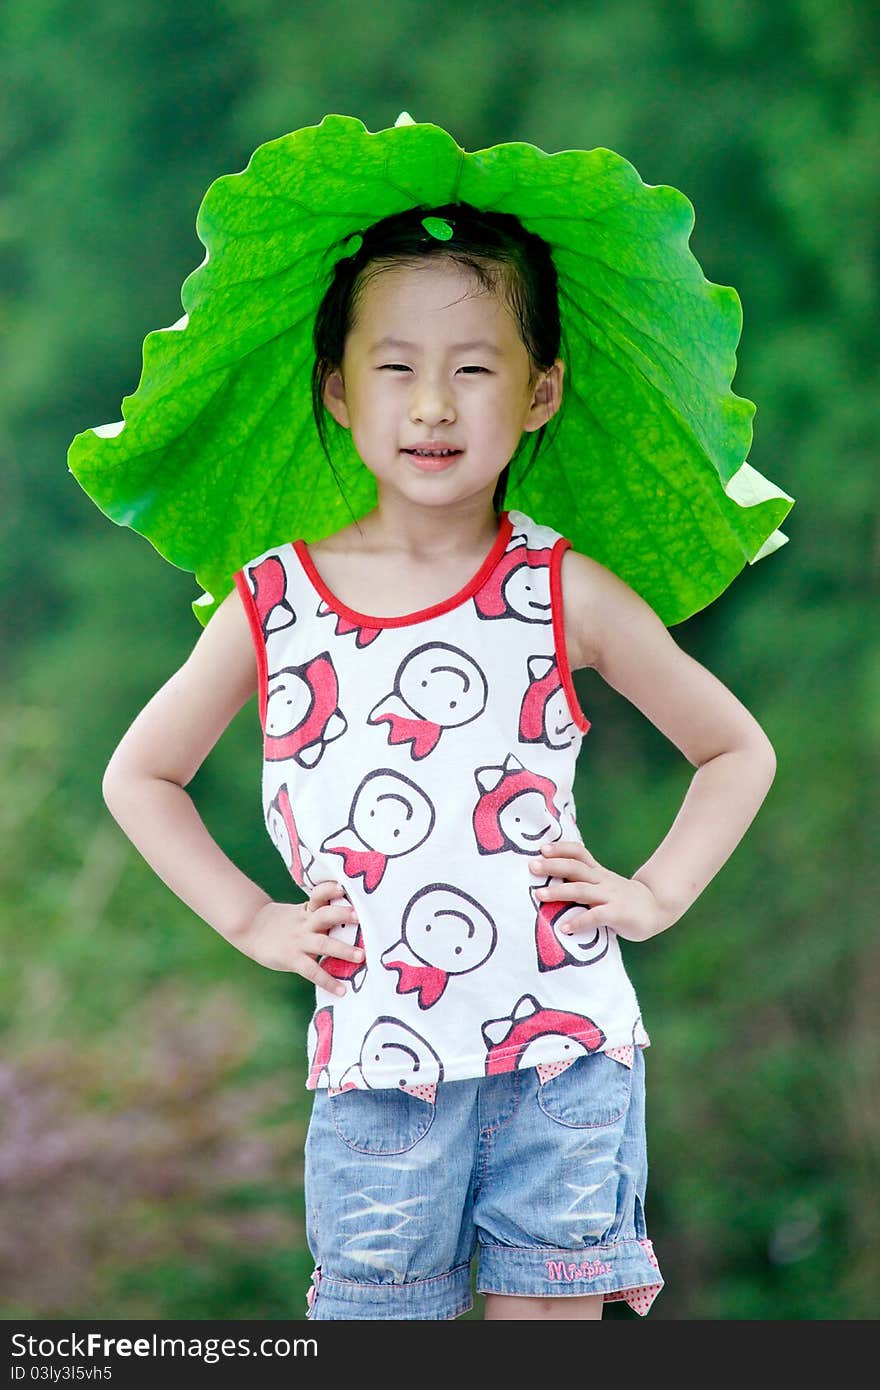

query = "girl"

[{"left": 100, "top": 198, "right": 777, "bottom": 1321}]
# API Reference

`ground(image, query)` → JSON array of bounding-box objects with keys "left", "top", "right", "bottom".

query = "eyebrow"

[{"left": 369, "top": 336, "right": 503, "bottom": 357}]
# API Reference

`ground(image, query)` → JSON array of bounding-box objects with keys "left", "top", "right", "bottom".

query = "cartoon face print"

[
  {"left": 502, "top": 557, "right": 551, "bottom": 623},
  {"left": 264, "top": 652, "right": 347, "bottom": 768},
  {"left": 498, "top": 791, "right": 562, "bottom": 853},
  {"left": 265, "top": 783, "right": 313, "bottom": 886},
  {"left": 368, "top": 643, "right": 488, "bottom": 759},
  {"left": 265, "top": 670, "right": 312, "bottom": 737},
  {"left": 473, "top": 753, "right": 562, "bottom": 856},
  {"left": 472, "top": 535, "right": 553, "bottom": 623},
  {"left": 482, "top": 993, "right": 605, "bottom": 1075},
  {"left": 381, "top": 885, "right": 498, "bottom": 1008},
  {"left": 351, "top": 770, "right": 435, "bottom": 855},
  {"left": 400, "top": 643, "right": 487, "bottom": 726},
  {"left": 543, "top": 686, "right": 577, "bottom": 747},
  {"left": 247, "top": 555, "right": 296, "bottom": 638},
  {"left": 532, "top": 883, "right": 611, "bottom": 972},
  {"left": 402, "top": 884, "right": 497, "bottom": 973},
  {"left": 519, "top": 656, "right": 579, "bottom": 750},
  {"left": 321, "top": 769, "right": 435, "bottom": 893},
  {"left": 338, "top": 1017, "right": 444, "bottom": 1099}
]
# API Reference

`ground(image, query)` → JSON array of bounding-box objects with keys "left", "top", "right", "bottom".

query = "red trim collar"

[{"left": 293, "top": 511, "right": 514, "bottom": 628}]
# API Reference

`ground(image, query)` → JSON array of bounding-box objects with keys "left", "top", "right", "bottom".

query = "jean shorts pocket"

[
  {"left": 329, "top": 1086, "right": 436, "bottom": 1155},
  {"left": 537, "top": 1049, "right": 634, "bottom": 1128}
]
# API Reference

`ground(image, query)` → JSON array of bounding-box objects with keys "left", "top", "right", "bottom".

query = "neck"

[{"left": 357, "top": 493, "right": 503, "bottom": 561}]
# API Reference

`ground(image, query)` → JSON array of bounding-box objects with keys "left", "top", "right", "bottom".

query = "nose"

[{"left": 408, "top": 374, "right": 456, "bottom": 426}]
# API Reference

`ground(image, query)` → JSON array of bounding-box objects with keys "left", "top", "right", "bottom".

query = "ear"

[
  {"left": 523, "top": 359, "right": 565, "bottom": 434},
  {"left": 322, "top": 368, "right": 351, "bottom": 430}
]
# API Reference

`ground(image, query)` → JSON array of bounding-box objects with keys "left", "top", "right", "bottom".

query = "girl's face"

[{"left": 322, "top": 259, "right": 564, "bottom": 516}]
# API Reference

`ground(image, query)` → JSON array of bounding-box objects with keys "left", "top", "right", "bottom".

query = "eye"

[
  {"left": 458, "top": 365, "right": 490, "bottom": 374},
  {"left": 379, "top": 364, "right": 411, "bottom": 372}
]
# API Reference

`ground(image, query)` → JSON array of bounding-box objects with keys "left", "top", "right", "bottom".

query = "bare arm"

[
  {"left": 101, "top": 587, "right": 272, "bottom": 945},
  {"left": 553, "top": 550, "right": 777, "bottom": 934},
  {"left": 101, "top": 588, "right": 361, "bottom": 988}
]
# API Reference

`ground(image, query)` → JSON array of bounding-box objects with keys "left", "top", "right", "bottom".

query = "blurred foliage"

[
  {"left": 1, "top": 0, "right": 877, "bottom": 1320},
  {"left": 0, "top": 981, "right": 310, "bottom": 1320}
]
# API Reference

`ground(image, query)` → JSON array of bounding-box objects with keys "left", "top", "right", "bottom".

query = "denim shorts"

[{"left": 303, "top": 1040, "right": 663, "bottom": 1319}]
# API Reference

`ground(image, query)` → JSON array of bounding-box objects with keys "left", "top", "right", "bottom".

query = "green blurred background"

[{"left": 2, "top": 0, "right": 876, "bottom": 1321}]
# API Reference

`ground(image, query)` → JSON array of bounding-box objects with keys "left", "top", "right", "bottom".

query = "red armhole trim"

[
  {"left": 233, "top": 568, "right": 268, "bottom": 733},
  {"left": 550, "top": 538, "right": 591, "bottom": 735}
]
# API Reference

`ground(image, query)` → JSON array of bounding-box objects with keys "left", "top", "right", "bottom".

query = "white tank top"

[{"left": 234, "top": 508, "right": 650, "bottom": 1099}]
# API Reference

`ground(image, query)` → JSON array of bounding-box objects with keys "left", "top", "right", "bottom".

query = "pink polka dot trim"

[
  {"left": 401, "top": 1082, "right": 437, "bottom": 1102},
  {"left": 536, "top": 1057, "right": 579, "bottom": 1084},
  {"left": 602, "top": 1240, "right": 663, "bottom": 1315},
  {"left": 604, "top": 1044, "right": 635, "bottom": 1069}
]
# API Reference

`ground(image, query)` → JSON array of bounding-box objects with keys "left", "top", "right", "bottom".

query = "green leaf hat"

[{"left": 67, "top": 111, "right": 794, "bottom": 628}]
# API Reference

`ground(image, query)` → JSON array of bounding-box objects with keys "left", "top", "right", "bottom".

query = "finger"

[
  {"left": 541, "top": 840, "right": 598, "bottom": 866},
  {"left": 532, "top": 856, "right": 596, "bottom": 881},
  {"left": 310, "top": 934, "right": 365, "bottom": 963},
  {"left": 298, "top": 955, "right": 350, "bottom": 997},
  {"left": 308, "top": 880, "right": 346, "bottom": 909},
  {"left": 534, "top": 882, "right": 603, "bottom": 908},
  {"left": 312, "top": 900, "right": 359, "bottom": 929},
  {"left": 561, "top": 907, "right": 612, "bottom": 935}
]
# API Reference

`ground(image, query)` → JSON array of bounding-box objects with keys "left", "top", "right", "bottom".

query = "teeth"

[{"left": 410, "top": 449, "right": 455, "bottom": 456}]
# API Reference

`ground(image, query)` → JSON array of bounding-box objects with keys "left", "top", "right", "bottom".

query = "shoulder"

[
  {"left": 187, "top": 583, "right": 258, "bottom": 694},
  {"left": 558, "top": 546, "right": 661, "bottom": 672}
]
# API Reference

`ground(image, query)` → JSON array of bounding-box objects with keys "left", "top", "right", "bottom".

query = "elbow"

[
  {"left": 758, "top": 728, "right": 777, "bottom": 770},
  {"left": 102, "top": 749, "right": 139, "bottom": 812},
  {"left": 715, "top": 732, "right": 776, "bottom": 791},
  {"left": 738, "top": 710, "right": 776, "bottom": 783},
  {"left": 753, "top": 734, "right": 777, "bottom": 789},
  {"left": 102, "top": 755, "right": 185, "bottom": 810},
  {"left": 101, "top": 757, "right": 124, "bottom": 813}
]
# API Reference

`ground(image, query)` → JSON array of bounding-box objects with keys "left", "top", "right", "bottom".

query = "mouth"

[{"left": 402, "top": 448, "right": 463, "bottom": 471}]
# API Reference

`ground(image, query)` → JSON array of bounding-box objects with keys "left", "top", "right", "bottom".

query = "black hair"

[{"left": 310, "top": 200, "right": 567, "bottom": 518}]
